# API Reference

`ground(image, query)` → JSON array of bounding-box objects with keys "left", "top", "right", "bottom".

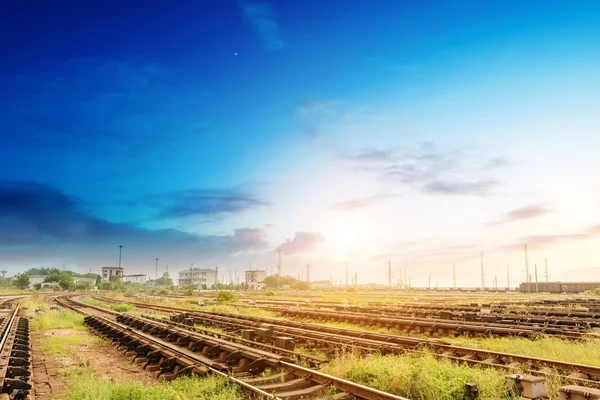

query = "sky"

[{"left": 1, "top": 0, "right": 600, "bottom": 287}]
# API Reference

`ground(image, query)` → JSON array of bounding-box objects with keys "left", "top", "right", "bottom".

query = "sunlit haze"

[{"left": 2, "top": 1, "right": 600, "bottom": 287}]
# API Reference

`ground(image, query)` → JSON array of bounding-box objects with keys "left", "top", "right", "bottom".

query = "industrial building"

[
  {"left": 519, "top": 281, "right": 600, "bottom": 293},
  {"left": 101, "top": 266, "right": 124, "bottom": 282},
  {"left": 178, "top": 267, "right": 217, "bottom": 289},
  {"left": 245, "top": 269, "right": 266, "bottom": 290}
]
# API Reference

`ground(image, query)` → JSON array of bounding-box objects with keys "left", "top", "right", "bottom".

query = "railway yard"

[{"left": 4, "top": 291, "right": 600, "bottom": 399}]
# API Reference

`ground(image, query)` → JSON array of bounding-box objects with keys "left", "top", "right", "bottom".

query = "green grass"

[
  {"left": 45, "top": 335, "right": 102, "bottom": 356},
  {"left": 109, "top": 303, "right": 134, "bottom": 312},
  {"left": 446, "top": 335, "right": 600, "bottom": 367},
  {"left": 64, "top": 368, "right": 242, "bottom": 400},
  {"left": 32, "top": 310, "right": 87, "bottom": 331},
  {"left": 320, "top": 351, "right": 515, "bottom": 400},
  {"left": 18, "top": 294, "right": 51, "bottom": 311}
]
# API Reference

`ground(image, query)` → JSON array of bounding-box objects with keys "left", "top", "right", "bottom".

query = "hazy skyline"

[{"left": 1, "top": 1, "right": 600, "bottom": 286}]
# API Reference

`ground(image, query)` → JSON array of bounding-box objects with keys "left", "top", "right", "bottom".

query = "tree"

[
  {"left": 44, "top": 272, "right": 75, "bottom": 291},
  {"left": 13, "top": 274, "right": 29, "bottom": 289},
  {"left": 148, "top": 272, "right": 173, "bottom": 287}
]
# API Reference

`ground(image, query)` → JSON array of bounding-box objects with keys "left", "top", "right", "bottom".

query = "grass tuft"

[
  {"left": 320, "top": 351, "right": 514, "bottom": 400},
  {"left": 32, "top": 310, "right": 87, "bottom": 331},
  {"left": 65, "top": 368, "right": 242, "bottom": 400}
]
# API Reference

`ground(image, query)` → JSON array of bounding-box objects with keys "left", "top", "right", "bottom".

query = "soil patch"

[{"left": 45, "top": 328, "right": 157, "bottom": 386}]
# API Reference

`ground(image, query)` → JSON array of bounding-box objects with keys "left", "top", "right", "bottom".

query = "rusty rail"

[
  {"left": 0, "top": 302, "right": 32, "bottom": 399},
  {"left": 58, "top": 296, "right": 409, "bottom": 399}
]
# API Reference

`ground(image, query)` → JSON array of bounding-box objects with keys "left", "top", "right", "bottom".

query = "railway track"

[
  {"left": 92, "top": 295, "right": 600, "bottom": 388},
  {"left": 0, "top": 301, "right": 32, "bottom": 400},
  {"left": 57, "top": 296, "right": 408, "bottom": 399}
]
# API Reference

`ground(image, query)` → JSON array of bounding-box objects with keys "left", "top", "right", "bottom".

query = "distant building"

[
  {"left": 74, "top": 277, "right": 96, "bottom": 287},
  {"left": 101, "top": 266, "right": 124, "bottom": 282},
  {"left": 28, "top": 275, "right": 46, "bottom": 290},
  {"left": 123, "top": 274, "right": 147, "bottom": 284},
  {"left": 178, "top": 268, "right": 217, "bottom": 289},
  {"left": 311, "top": 280, "right": 332, "bottom": 289},
  {"left": 245, "top": 270, "right": 266, "bottom": 290}
]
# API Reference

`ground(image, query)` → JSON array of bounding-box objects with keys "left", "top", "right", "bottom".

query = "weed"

[
  {"left": 32, "top": 310, "right": 87, "bottom": 331},
  {"left": 64, "top": 367, "right": 242, "bottom": 400},
  {"left": 108, "top": 303, "right": 134, "bottom": 312},
  {"left": 44, "top": 335, "right": 101, "bottom": 356},
  {"left": 320, "top": 351, "right": 514, "bottom": 400}
]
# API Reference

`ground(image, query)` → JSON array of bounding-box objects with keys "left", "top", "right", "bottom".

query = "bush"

[
  {"left": 347, "top": 287, "right": 357, "bottom": 293},
  {"left": 158, "top": 288, "right": 170, "bottom": 295},
  {"left": 216, "top": 291, "right": 238, "bottom": 304},
  {"left": 183, "top": 289, "right": 194, "bottom": 296},
  {"left": 109, "top": 304, "right": 134, "bottom": 312},
  {"left": 265, "top": 289, "right": 275, "bottom": 296}
]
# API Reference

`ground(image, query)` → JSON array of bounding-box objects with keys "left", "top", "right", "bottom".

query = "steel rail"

[
  {"left": 60, "top": 296, "right": 408, "bottom": 399},
  {"left": 95, "top": 296, "right": 600, "bottom": 387}
]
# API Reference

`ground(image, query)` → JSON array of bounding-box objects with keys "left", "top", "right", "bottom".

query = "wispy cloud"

[
  {"left": 278, "top": 232, "right": 324, "bottom": 255},
  {"left": 488, "top": 204, "right": 553, "bottom": 225},
  {"left": 342, "top": 149, "right": 395, "bottom": 163},
  {"left": 347, "top": 143, "right": 505, "bottom": 196},
  {"left": 0, "top": 180, "right": 269, "bottom": 265},
  {"left": 294, "top": 99, "right": 343, "bottom": 138},
  {"left": 331, "top": 194, "right": 398, "bottom": 211},
  {"left": 152, "top": 188, "right": 269, "bottom": 219},
  {"left": 241, "top": 2, "right": 283, "bottom": 51},
  {"left": 499, "top": 225, "right": 600, "bottom": 252}
]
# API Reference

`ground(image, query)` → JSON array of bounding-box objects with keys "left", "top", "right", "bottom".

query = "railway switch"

[{"left": 505, "top": 374, "right": 546, "bottom": 399}]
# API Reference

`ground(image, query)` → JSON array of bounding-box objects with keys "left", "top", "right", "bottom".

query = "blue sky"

[{"left": 1, "top": 1, "right": 600, "bottom": 286}]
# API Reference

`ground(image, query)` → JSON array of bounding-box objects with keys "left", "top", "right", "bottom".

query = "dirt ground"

[{"left": 45, "top": 328, "right": 157, "bottom": 386}]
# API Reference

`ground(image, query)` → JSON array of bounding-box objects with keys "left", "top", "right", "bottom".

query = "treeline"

[{"left": 11, "top": 268, "right": 100, "bottom": 291}]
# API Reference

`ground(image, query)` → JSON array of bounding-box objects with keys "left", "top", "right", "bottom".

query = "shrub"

[
  {"left": 158, "top": 288, "right": 170, "bottom": 295},
  {"left": 265, "top": 289, "right": 275, "bottom": 296},
  {"left": 109, "top": 304, "right": 134, "bottom": 312},
  {"left": 183, "top": 289, "right": 194, "bottom": 296},
  {"left": 216, "top": 291, "right": 238, "bottom": 304}
]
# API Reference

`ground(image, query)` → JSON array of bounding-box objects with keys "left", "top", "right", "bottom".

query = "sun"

[{"left": 328, "top": 224, "right": 364, "bottom": 252}]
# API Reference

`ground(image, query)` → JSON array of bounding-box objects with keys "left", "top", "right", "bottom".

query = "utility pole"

[
  {"left": 545, "top": 258, "right": 548, "bottom": 282},
  {"left": 524, "top": 244, "right": 530, "bottom": 293},
  {"left": 250, "top": 262, "right": 252, "bottom": 271},
  {"left": 404, "top": 266, "right": 407, "bottom": 290},
  {"left": 306, "top": 263, "right": 310, "bottom": 283},
  {"left": 388, "top": 259, "right": 392, "bottom": 288},
  {"left": 506, "top": 263, "right": 510, "bottom": 290},
  {"left": 428, "top": 273, "right": 431, "bottom": 290},
  {"left": 118, "top": 245, "right": 124, "bottom": 269},
  {"left": 480, "top": 252, "right": 485, "bottom": 291},
  {"left": 453, "top": 263, "right": 456, "bottom": 290},
  {"left": 354, "top": 270, "right": 357, "bottom": 288},
  {"left": 155, "top": 258, "right": 159, "bottom": 279},
  {"left": 166, "top": 265, "right": 168, "bottom": 274},
  {"left": 535, "top": 264, "right": 539, "bottom": 293},
  {"left": 345, "top": 263, "right": 349, "bottom": 289},
  {"left": 277, "top": 248, "right": 282, "bottom": 276}
]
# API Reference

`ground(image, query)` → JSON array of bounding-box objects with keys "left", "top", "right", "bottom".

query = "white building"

[
  {"left": 311, "top": 280, "right": 332, "bottom": 289},
  {"left": 74, "top": 277, "right": 96, "bottom": 287},
  {"left": 101, "top": 266, "right": 124, "bottom": 282},
  {"left": 245, "top": 270, "right": 266, "bottom": 290},
  {"left": 123, "top": 274, "right": 147, "bottom": 284},
  {"left": 28, "top": 275, "right": 46, "bottom": 290},
  {"left": 178, "top": 268, "right": 217, "bottom": 289}
]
